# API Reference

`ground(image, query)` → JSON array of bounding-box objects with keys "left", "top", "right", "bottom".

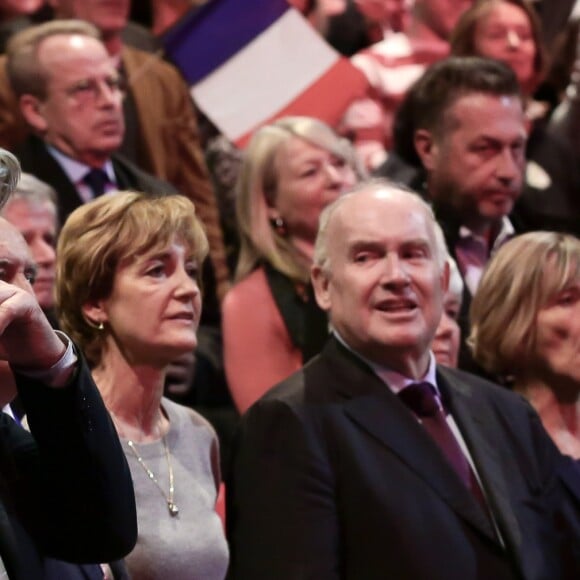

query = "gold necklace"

[{"left": 126, "top": 436, "right": 179, "bottom": 517}]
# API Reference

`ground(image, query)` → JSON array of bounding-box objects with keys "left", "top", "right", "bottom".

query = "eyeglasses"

[{"left": 63, "top": 75, "right": 126, "bottom": 105}]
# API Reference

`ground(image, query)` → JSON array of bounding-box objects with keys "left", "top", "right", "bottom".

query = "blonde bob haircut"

[
  {"left": 235, "top": 116, "right": 363, "bottom": 284},
  {"left": 56, "top": 192, "right": 209, "bottom": 366},
  {"left": 469, "top": 232, "right": 580, "bottom": 376}
]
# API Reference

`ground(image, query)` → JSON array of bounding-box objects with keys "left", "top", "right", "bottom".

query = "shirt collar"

[
  {"left": 333, "top": 330, "right": 439, "bottom": 396},
  {"left": 46, "top": 144, "right": 116, "bottom": 185},
  {"left": 458, "top": 217, "right": 515, "bottom": 253}
]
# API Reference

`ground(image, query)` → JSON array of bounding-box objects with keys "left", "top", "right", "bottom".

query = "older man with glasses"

[{"left": 2, "top": 20, "right": 176, "bottom": 223}]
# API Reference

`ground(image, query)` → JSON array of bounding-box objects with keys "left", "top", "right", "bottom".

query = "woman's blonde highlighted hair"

[
  {"left": 56, "top": 192, "right": 208, "bottom": 366},
  {"left": 235, "top": 116, "right": 363, "bottom": 284},
  {"left": 469, "top": 232, "right": 580, "bottom": 376}
]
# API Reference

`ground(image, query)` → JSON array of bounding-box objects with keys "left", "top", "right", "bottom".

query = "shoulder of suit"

[
  {"left": 111, "top": 153, "right": 178, "bottom": 194},
  {"left": 438, "top": 364, "right": 528, "bottom": 407}
]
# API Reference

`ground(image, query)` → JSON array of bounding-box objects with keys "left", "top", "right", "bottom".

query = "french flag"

[{"left": 163, "top": 0, "right": 369, "bottom": 147}]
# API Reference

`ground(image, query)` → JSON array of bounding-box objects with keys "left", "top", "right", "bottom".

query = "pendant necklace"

[{"left": 126, "top": 436, "right": 179, "bottom": 517}]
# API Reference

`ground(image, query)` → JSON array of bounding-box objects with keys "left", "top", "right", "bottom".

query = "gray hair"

[
  {"left": 0, "top": 149, "right": 21, "bottom": 211},
  {"left": 7, "top": 172, "right": 58, "bottom": 207},
  {"left": 447, "top": 256, "right": 464, "bottom": 299},
  {"left": 313, "top": 179, "right": 447, "bottom": 272},
  {"left": 7, "top": 19, "right": 101, "bottom": 99},
  {"left": 431, "top": 220, "right": 464, "bottom": 299}
]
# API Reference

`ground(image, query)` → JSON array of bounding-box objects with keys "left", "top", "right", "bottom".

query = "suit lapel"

[
  {"left": 322, "top": 339, "right": 499, "bottom": 543},
  {"left": 438, "top": 368, "right": 523, "bottom": 555},
  {"left": 17, "top": 137, "right": 84, "bottom": 222},
  {"left": 111, "top": 156, "right": 137, "bottom": 191}
]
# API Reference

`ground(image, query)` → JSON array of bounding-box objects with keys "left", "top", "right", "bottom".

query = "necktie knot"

[
  {"left": 399, "top": 382, "right": 440, "bottom": 418},
  {"left": 82, "top": 168, "right": 109, "bottom": 198}
]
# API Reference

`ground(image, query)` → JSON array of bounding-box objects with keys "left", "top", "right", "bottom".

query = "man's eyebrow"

[
  {"left": 402, "top": 238, "right": 431, "bottom": 247},
  {"left": 349, "top": 240, "right": 383, "bottom": 250}
]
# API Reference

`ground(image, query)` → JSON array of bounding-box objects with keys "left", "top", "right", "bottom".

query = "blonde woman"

[
  {"left": 56, "top": 192, "right": 228, "bottom": 579},
  {"left": 469, "top": 231, "right": 580, "bottom": 554},
  {"left": 470, "top": 232, "right": 580, "bottom": 460},
  {"left": 223, "top": 116, "right": 363, "bottom": 414}
]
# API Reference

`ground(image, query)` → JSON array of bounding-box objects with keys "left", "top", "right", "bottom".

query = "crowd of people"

[{"left": 0, "top": 0, "right": 577, "bottom": 579}]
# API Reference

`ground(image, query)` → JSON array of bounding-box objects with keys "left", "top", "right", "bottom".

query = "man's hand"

[{"left": 0, "top": 280, "right": 65, "bottom": 370}]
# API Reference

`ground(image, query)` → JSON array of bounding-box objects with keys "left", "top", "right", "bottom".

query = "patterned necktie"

[
  {"left": 82, "top": 168, "right": 109, "bottom": 198},
  {"left": 399, "top": 382, "right": 488, "bottom": 510}
]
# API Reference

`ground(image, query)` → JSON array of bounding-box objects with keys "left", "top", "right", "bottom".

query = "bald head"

[{"left": 314, "top": 181, "right": 445, "bottom": 273}]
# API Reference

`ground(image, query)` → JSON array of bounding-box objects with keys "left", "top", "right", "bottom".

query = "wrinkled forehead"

[
  {"left": 331, "top": 189, "right": 435, "bottom": 240},
  {"left": 444, "top": 92, "right": 526, "bottom": 134},
  {"left": 320, "top": 190, "right": 437, "bottom": 270}
]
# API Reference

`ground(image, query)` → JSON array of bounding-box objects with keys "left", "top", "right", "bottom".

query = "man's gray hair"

[
  {"left": 7, "top": 173, "right": 58, "bottom": 208},
  {"left": 0, "top": 149, "right": 21, "bottom": 211},
  {"left": 313, "top": 179, "right": 447, "bottom": 272}
]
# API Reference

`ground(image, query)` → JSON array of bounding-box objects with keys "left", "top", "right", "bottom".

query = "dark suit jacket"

[
  {"left": 11, "top": 135, "right": 177, "bottom": 224},
  {"left": 0, "top": 354, "right": 137, "bottom": 580},
  {"left": 228, "top": 337, "right": 579, "bottom": 579}
]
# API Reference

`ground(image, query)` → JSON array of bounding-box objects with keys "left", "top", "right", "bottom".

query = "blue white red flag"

[{"left": 163, "top": 0, "right": 369, "bottom": 146}]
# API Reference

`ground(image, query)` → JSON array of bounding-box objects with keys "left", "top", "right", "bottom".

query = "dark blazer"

[
  {"left": 228, "top": 337, "right": 579, "bottom": 579},
  {"left": 11, "top": 135, "right": 177, "bottom": 224},
  {"left": 0, "top": 355, "right": 137, "bottom": 580}
]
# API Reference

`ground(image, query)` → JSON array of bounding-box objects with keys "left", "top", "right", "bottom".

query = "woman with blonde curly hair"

[
  {"left": 223, "top": 116, "right": 363, "bottom": 414},
  {"left": 56, "top": 191, "right": 229, "bottom": 579}
]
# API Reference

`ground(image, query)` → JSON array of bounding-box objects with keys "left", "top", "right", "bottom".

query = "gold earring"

[{"left": 85, "top": 318, "right": 104, "bottom": 331}]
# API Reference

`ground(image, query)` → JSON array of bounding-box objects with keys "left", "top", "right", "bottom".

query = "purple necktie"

[
  {"left": 399, "top": 382, "right": 488, "bottom": 509},
  {"left": 82, "top": 168, "right": 109, "bottom": 198}
]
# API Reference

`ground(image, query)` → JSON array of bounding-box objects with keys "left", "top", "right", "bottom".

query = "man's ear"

[
  {"left": 414, "top": 129, "right": 438, "bottom": 172},
  {"left": 311, "top": 264, "right": 331, "bottom": 312},
  {"left": 19, "top": 95, "right": 48, "bottom": 133},
  {"left": 440, "top": 259, "right": 450, "bottom": 294}
]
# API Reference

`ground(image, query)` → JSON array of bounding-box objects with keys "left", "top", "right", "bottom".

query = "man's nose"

[
  {"left": 32, "top": 239, "right": 56, "bottom": 266},
  {"left": 381, "top": 253, "right": 409, "bottom": 286},
  {"left": 496, "top": 148, "right": 521, "bottom": 183},
  {"left": 97, "top": 80, "right": 123, "bottom": 106}
]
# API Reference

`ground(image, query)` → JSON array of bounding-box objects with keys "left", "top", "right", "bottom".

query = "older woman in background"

[
  {"left": 56, "top": 192, "right": 228, "bottom": 579},
  {"left": 470, "top": 232, "right": 580, "bottom": 460},
  {"left": 223, "top": 116, "right": 363, "bottom": 414}
]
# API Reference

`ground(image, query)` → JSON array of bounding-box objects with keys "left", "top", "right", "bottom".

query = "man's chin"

[{"left": 480, "top": 199, "right": 516, "bottom": 220}]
